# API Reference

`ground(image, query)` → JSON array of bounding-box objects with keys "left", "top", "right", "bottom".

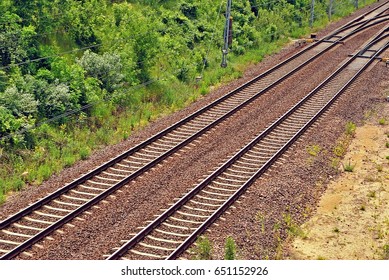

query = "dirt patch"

[{"left": 289, "top": 101, "right": 389, "bottom": 260}]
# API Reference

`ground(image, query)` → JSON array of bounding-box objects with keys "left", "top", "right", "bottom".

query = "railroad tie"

[
  {"left": 130, "top": 249, "right": 166, "bottom": 259},
  {"left": 24, "top": 217, "right": 54, "bottom": 225},
  {"left": 146, "top": 235, "right": 182, "bottom": 244},
  {"left": 139, "top": 242, "right": 175, "bottom": 251},
  {"left": 2, "top": 230, "right": 33, "bottom": 238}
]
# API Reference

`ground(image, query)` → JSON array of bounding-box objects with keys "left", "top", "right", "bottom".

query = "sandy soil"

[{"left": 289, "top": 84, "right": 389, "bottom": 260}]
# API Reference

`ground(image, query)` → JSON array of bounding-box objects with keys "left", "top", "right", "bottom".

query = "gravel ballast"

[{"left": 0, "top": 2, "right": 387, "bottom": 260}]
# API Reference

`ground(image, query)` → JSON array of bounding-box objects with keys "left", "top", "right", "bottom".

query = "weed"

[
  {"left": 360, "top": 205, "right": 366, "bottom": 211},
  {"left": 342, "top": 160, "right": 355, "bottom": 172},
  {"left": 377, "top": 164, "right": 383, "bottom": 172},
  {"left": 386, "top": 156, "right": 389, "bottom": 160},
  {"left": 330, "top": 157, "right": 340, "bottom": 169},
  {"left": 79, "top": 147, "right": 91, "bottom": 160},
  {"left": 224, "top": 236, "right": 237, "bottom": 260},
  {"left": 13, "top": 178, "right": 25, "bottom": 191},
  {"left": 333, "top": 142, "right": 346, "bottom": 157},
  {"left": 382, "top": 244, "right": 389, "bottom": 260},
  {"left": 386, "top": 142, "right": 389, "bottom": 148},
  {"left": 345, "top": 121, "right": 356, "bottom": 136},
  {"left": 63, "top": 156, "right": 76, "bottom": 168},
  {"left": 36, "top": 163, "right": 53, "bottom": 184},
  {"left": 303, "top": 206, "right": 312, "bottom": 218},
  {"left": 375, "top": 226, "right": 385, "bottom": 240},
  {"left": 317, "top": 256, "right": 326, "bottom": 260},
  {"left": 122, "top": 131, "right": 130, "bottom": 140},
  {"left": 378, "top": 118, "right": 386, "bottom": 125},
  {"left": 364, "top": 110, "right": 374, "bottom": 119},
  {"left": 283, "top": 213, "right": 307, "bottom": 239},
  {"left": 199, "top": 84, "right": 209, "bottom": 96},
  {"left": 367, "top": 190, "right": 376, "bottom": 198},
  {"left": 274, "top": 235, "right": 284, "bottom": 260},
  {"left": 307, "top": 144, "right": 321, "bottom": 157},
  {"left": 333, "top": 227, "right": 340, "bottom": 233},
  {"left": 255, "top": 211, "right": 266, "bottom": 233},
  {"left": 273, "top": 221, "right": 281, "bottom": 232},
  {"left": 193, "top": 236, "right": 212, "bottom": 260}
]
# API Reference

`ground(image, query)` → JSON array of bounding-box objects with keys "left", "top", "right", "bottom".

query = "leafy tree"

[
  {"left": 0, "top": 105, "right": 34, "bottom": 147},
  {"left": 0, "top": 106, "right": 21, "bottom": 136},
  {"left": 180, "top": 1, "right": 199, "bottom": 20},
  {"left": 0, "top": 12, "right": 37, "bottom": 67},
  {"left": 264, "top": 24, "right": 279, "bottom": 42}
]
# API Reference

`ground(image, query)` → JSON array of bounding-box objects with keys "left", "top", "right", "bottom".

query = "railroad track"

[
  {"left": 1, "top": 1, "right": 388, "bottom": 259},
  {"left": 106, "top": 26, "right": 389, "bottom": 260}
]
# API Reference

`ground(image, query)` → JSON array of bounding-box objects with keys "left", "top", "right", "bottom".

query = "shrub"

[
  {"left": 0, "top": 85, "right": 38, "bottom": 117},
  {"left": 345, "top": 121, "right": 356, "bottom": 136},
  {"left": 193, "top": 236, "right": 212, "bottom": 260},
  {"left": 224, "top": 236, "right": 237, "bottom": 260},
  {"left": 79, "top": 146, "right": 91, "bottom": 160},
  {"left": 307, "top": 144, "right": 321, "bottom": 156},
  {"left": 77, "top": 50, "right": 124, "bottom": 93}
]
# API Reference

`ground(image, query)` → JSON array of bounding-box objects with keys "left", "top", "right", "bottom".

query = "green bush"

[
  {"left": 224, "top": 236, "right": 237, "bottom": 260},
  {"left": 193, "top": 236, "right": 212, "bottom": 260},
  {"left": 79, "top": 146, "right": 91, "bottom": 160},
  {"left": 345, "top": 121, "right": 356, "bottom": 136}
]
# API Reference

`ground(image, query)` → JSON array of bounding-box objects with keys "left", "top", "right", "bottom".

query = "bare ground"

[{"left": 288, "top": 84, "right": 389, "bottom": 260}]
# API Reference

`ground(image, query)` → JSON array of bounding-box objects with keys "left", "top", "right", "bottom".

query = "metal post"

[
  {"left": 221, "top": 0, "right": 232, "bottom": 68},
  {"left": 329, "top": 0, "right": 333, "bottom": 21},
  {"left": 355, "top": 0, "right": 359, "bottom": 9},
  {"left": 310, "top": 0, "right": 315, "bottom": 28}
]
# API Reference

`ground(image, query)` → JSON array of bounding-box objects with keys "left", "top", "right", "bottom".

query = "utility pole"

[
  {"left": 310, "top": 0, "right": 315, "bottom": 28},
  {"left": 328, "top": 0, "right": 334, "bottom": 21},
  {"left": 221, "top": 0, "right": 232, "bottom": 68}
]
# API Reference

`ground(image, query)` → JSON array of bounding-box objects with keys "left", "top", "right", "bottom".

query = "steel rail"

[
  {"left": 107, "top": 27, "right": 389, "bottom": 260},
  {"left": 0, "top": 3, "right": 387, "bottom": 229},
  {"left": 1, "top": 3, "right": 388, "bottom": 260},
  {"left": 166, "top": 31, "right": 389, "bottom": 260},
  {"left": 3, "top": 3, "right": 387, "bottom": 231}
]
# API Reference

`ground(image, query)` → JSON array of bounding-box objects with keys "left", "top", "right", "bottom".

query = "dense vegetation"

[{"left": 0, "top": 0, "right": 376, "bottom": 202}]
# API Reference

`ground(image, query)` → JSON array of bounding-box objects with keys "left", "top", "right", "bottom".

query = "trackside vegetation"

[{"left": 0, "top": 0, "right": 377, "bottom": 203}]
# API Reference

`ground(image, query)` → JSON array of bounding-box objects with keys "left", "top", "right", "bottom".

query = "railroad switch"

[{"left": 304, "top": 38, "right": 316, "bottom": 43}]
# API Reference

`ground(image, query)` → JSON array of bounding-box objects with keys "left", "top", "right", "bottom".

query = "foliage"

[
  {"left": 345, "top": 121, "right": 356, "bottom": 136},
  {"left": 77, "top": 50, "right": 124, "bottom": 92},
  {"left": 342, "top": 160, "right": 355, "bottom": 172},
  {"left": 0, "top": 0, "right": 376, "bottom": 201},
  {"left": 0, "top": 85, "right": 38, "bottom": 117},
  {"left": 193, "top": 236, "right": 212, "bottom": 260},
  {"left": 307, "top": 144, "right": 321, "bottom": 157},
  {"left": 224, "top": 236, "right": 237, "bottom": 260},
  {"left": 0, "top": 12, "right": 38, "bottom": 67}
]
